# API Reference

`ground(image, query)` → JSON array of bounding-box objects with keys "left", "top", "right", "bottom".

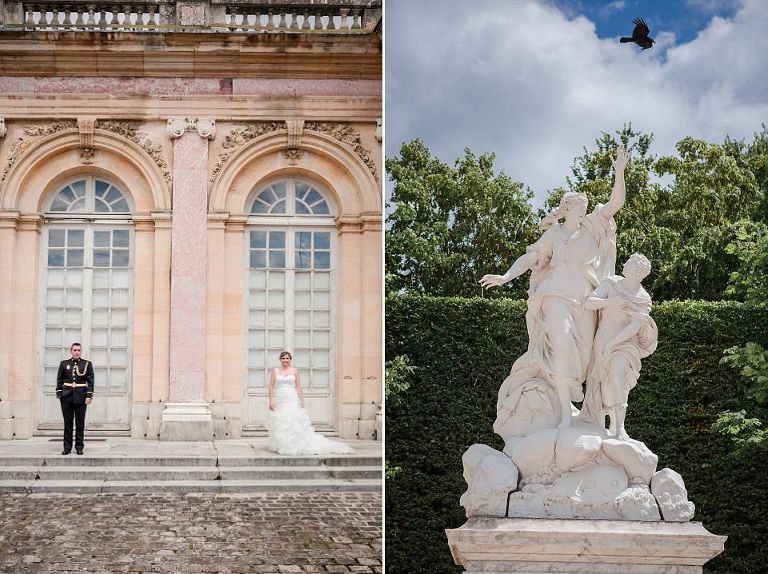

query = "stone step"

[
  {"left": 0, "top": 455, "right": 382, "bottom": 468},
  {"left": 0, "top": 465, "right": 382, "bottom": 481},
  {"left": 0, "top": 478, "right": 381, "bottom": 494}
]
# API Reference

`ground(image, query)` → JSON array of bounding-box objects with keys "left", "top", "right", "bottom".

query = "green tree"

[{"left": 386, "top": 140, "right": 539, "bottom": 298}]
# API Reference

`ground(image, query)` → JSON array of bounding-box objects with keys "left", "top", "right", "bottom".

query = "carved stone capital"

[{"left": 167, "top": 117, "right": 216, "bottom": 140}]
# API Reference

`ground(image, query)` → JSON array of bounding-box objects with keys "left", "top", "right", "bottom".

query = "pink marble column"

[{"left": 161, "top": 117, "right": 216, "bottom": 440}]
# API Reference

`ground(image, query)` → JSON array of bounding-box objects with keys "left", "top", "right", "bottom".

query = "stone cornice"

[
  {"left": 224, "top": 215, "right": 248, "bottom": 233},
  {"left": 0, "top": 97, "right": 381, "bottom": 122},
  {"left": 16, "top": 213, "right": 44, "bottom": 232},
  {"left": 0, "top": 32, "right": 381, "bottom": 79}
]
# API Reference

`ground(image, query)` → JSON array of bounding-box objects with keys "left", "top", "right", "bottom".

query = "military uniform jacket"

[{"left": 56, "top": 358, "right": 94, "bottom": 404}]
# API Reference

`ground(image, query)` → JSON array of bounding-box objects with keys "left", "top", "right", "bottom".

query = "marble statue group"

[{"left": 464, "top": 147, "right": 695, "bottom": 522}]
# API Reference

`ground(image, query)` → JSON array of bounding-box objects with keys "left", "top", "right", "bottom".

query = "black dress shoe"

[
  {"left": 62, "top": 450, "right": 71, "bottom": 455},
  {"left": 76, "top": 449, "right": 84, "bottom": 455}
]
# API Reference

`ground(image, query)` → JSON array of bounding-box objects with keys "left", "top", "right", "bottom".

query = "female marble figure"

[
  {"left": 480, "top": 147, "right": 629, "bottom": 438},
  {"left": 578, "top": 253, "right": 658, "bottom": 439},
  {"left": 266, "top": 351, "right": 353, "bottom": 455}
]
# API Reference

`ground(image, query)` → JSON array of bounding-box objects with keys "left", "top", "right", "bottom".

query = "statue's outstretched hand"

[
  {"left": 480, "top": 274, "right": 506, "bottom": 289},
  {"left": 611, "top": 145, "right": 629, "bottom": 173}
]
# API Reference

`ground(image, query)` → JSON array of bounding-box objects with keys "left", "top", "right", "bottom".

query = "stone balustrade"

[{"left": 0, "top": 0, "right": 381, "bottom": 32}]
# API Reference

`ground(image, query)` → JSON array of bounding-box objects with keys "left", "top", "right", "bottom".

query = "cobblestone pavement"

[{"left": 0, "top": 492, "right": 381, "bottom": 574}]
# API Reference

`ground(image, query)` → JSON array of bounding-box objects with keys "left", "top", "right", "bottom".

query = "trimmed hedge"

[{"left": 385, "top": 295, "right": 768, "bottom": 574}]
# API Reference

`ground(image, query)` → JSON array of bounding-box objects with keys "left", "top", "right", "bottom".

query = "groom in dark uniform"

[{"left": 56, "top": 343, "right": 94, "bottom": 455}]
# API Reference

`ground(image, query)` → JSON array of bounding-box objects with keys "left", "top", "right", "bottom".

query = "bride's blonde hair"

[{"left": 539, "top": 192, "right": 588, "bottom": 230}]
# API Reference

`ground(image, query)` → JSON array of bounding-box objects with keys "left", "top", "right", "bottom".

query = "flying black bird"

[{"left": 620, "top": 18, "right": 655, "bottom": 50}]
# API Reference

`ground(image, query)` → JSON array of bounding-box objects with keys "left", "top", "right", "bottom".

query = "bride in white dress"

[{"left": 265, "top": 351, "right": 353, "bottom": 455}]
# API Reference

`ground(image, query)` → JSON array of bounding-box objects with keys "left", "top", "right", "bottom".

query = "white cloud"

[
  {"left": 598, "top": 1, "right": 626, "bottom": 20},
  {"left": 385, "top": 0, "right": 768, "bottom": 205}
]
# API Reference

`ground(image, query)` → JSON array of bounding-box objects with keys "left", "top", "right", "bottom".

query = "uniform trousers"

[{"left": 60, "top": 401, "right": 87, "bottom": 452}]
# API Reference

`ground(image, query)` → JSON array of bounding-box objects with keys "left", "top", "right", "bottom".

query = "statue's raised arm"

[{"left": 601, "top": 145, "right": 629, "bottom": 220}]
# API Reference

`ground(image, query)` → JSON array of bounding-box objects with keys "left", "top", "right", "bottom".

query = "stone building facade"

[{"left": 0, "top": 0, "right": 382, "bottom": 440}]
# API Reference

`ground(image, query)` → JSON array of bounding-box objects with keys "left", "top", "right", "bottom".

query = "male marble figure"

[
  {"left": 578, "top": 253, "right": 658, "bottom": 439},
  {"left": 56, "top": 342, "right": 94, "bottom": 455}
]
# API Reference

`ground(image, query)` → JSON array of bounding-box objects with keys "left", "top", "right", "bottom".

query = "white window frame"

[{"left": 242, "top": 177, "right": 338, "bottom": 431}]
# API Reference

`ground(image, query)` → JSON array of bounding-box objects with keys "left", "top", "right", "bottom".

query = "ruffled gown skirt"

[{"left": 266, "top": 386, "right": 353, "bottom": 455}]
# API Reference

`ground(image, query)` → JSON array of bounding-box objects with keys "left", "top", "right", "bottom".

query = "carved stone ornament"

[
  {"left": 167, "top": 117, "right": 217, "bottom": 140},
  {"left": 210, "top": 122, "right": 283, "bottom": 182},
  {"left": 304, "top": 122, "right": 378, "bottom": 180},
  {"left": 0, "top": 118, "right": 6, "bottom": 140},
  {"left": 78, "top": 117, "right": 96, "bottom": 165},
  {"left": 375, "top": 118, "right": 382, "bottom": 143},
  {"left": 1, "top": 120, "right": 77, "bottom": 182},
  {"left": 96, "top": 120, "right": 172, "bottom": 185},
  {"left": 284, "top": 119, "right": 305, "bottom": 165}
]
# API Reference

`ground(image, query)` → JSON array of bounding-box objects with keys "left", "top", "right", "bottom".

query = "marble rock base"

[
  {"left": 159, "top": 402, "right": 214, "bottom": 441},
  {"left": 446, "top": 518, "right": 726, "bottom": 574}
]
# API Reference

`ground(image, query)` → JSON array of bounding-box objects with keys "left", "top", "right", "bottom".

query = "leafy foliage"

[
  {"left": 385, "top": 140, "right": 539, "bottom": 298},
  {"left": 386, "top": 295, "right": 768, "bottom": 574}
]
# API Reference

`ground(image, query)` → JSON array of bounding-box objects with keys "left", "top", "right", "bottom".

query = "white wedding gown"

[{"left": 265, "top": 371, "right": 353, "bottom": 455}]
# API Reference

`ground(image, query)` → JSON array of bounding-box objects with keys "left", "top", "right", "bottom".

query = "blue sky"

[{"left": 385, "top": 0, "right": 762, "bottom": 205}]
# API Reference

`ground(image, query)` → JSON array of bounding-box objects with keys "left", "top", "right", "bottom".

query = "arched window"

[
  {"left": 244, "top": 178, "right": 337, "bottom": 430},
  {"left": 40, "top": 177, "right": 132, "bottom": 432}
]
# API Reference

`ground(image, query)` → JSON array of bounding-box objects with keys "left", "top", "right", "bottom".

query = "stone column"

[{"left": 160, "top": 117, "right": 216, "bottom": 441}]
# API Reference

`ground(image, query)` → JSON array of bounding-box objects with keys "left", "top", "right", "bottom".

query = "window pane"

[
  {"left": 111, "top": 309, "right": 128, "bottom": 327},
  {"left": 71, "top": 180, "right": 86, "bottom": 196},
  {"left": 95, "top": 180, "right": 109, "bottom": 195},
  {"left": 113, "top": 250, "right": 130, "bottom": 267},
  {"left": 295, "top": 331, "right": 311, "bottom": 347},
  {"left": 249, "top": 330, "right": 265, "bottom": 347},
  {"left": 250, "top": 251, "right": 266, "bottom": 269},
  {"left": 268, "top": 271, "right": 285, "bottom": 289},
  {"left": 46, "top": 308, "right": 63, "bottom": 326},
  {"left": 92, "top": 309, "right": 108, "bottom": 327},
  {"left": 267, "top": 310, "right": 284, "bottom": 327},
  {"left": 314, "top": 273, "right": 330, "bottom": 289},
  {"left": 295, "top": 183, "right": 309, "bottom": 200},
  {"left": 68, "top": 230, "right": 84, "bottom": 247},
  {"left": 314, "top": 292, "right": 330, "bottom": 309},
  {"left": 268, "top": 291, "right": 284, "bottom": 308},
  {"left": 250, "top": 270, "right": 266, "bottom": 289},
  {"left": 295, "top": 201, "right": 310, "bottom": 215},
  {"left": 67, "top": 249, "right": 84, "bottom": 267},
  {"left": 249, "top": 291, "right": 266, "bottom": 307},
  {"left": 48, "top": 250, "right": 65, "bottom": 267},
  {"left": 314, "top": 233, "right": 330, "bottom": 249},
  {"left": 251, "top": 201, "right": 269, "bottom": 214},
  {"left": 66, "top": 269, "right": 83, "bottom": 287},
  {"left": 49, "top": 229, "right": 65, "bottom": 247},
  {"left": 94, "top": 250, "right": 111, "bottom": 267},
  {"left": 112, "top": 198, "right": 129, "bottom": 212},
  {"left": 295, "top": 251, "right": 311, "bottom": 269},
  {"left": 305, "top": 189, "right": 323, "bottom": 205},
  {"left": 112, "top": 270, "right": 130, "bottom": 288},
  {"left": 111, "top": 349, "right": 127, "bottom": 367},
  {"left": 92, "top": 290, "right": 109, "bottom": 308},
  {"left": 70, "top": 198, "right": 86, "bottom": 212},
  {"left": 313, "top": 350, "right": 330, "bottom": 368},
  {"left": 93, "top": 270, "right": 110, "bottom": 288},
  {"left": 249, "top": 350, "right": 266, "bottom": 368},
  {"left": 250, "top": 310, "right": 266, "bottom": 327},
  {"left": 95, "top": 198, "right": 111, "bottom": 212},
  {"left": 65, "top": 308, "right": 81, "bottom": 327},
  {"left": 267, "top": 330, "right": 284, "bottom": 347},
  {"left": 295, "top": 291, "right": 311, "bottom": 310},
  {"left": 296, "top": 232, "right": 312, "bottom": 249},
  {"left": 314, "top": 331, "right": 330, "bottom": 347},
  {"left": 94, "top": 231, "right": 111, "bottom": 247},
  {"left": 113, "top": 230, "right": 129, "bottom": 248},
  {"left": 268, "top": 232, "right": 285, "bottom": 248},
  {"left": 269, "top": 251, "right": 285, "bottom": 268},
  {"left": 295, "top": 272, "right": 311, "bottom": 289},
  {"left": 91, "top": 328, "right": 108, "bottom": 345},
  {"left": 47, "top": 269, "right": 65, "bottom": 288},
  {"left": 60, "top": 187, "right": 76, "bottom": 202},
  {"left": 310, "top": 201, "right": 330, "bottom": 215},
  {"left": 66, "top": 290, "right": 82, "bottom": 306},
  {"left": 271, "top": 182, "right": 286, "bottom": 199},
  {"left": 250, "top": 231, "right": 267, "bottom": 249},
  {"left": 111, "top": 329, "right": 128, "bottom": 346},
  {"left": 293, "top": 310, "right": 310, "bottom": 328},
  {"left": 105, "top": 188, "right": 122, "bottom": 203},
  {"left": 270, "top": 200, "right": 286, "bottom": 214},
  {"left": 312, "top": 370, "right": 330, "bottom": 388},
  {"left": 314, "top": 252, "right": 330, "bottom": 270},
  {"left": 314, "top": 311, "right": 330, "bottom": 328},
  {"left": 47, "top": 289, "right": 65, "bottom": 306},
  {"left": 50, "top": 198, "right": 69, "bottom": 212},
  {"left": 259, "top": 188, "right": 276, "bottom": 204}
]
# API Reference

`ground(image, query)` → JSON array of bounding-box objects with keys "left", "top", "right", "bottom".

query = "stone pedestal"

[
  {"left": 446, "top": 518, "right": 726, "bottom": 574},
  {"left": 159, "top": 402, "right": 213, "bottom": 441}
]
